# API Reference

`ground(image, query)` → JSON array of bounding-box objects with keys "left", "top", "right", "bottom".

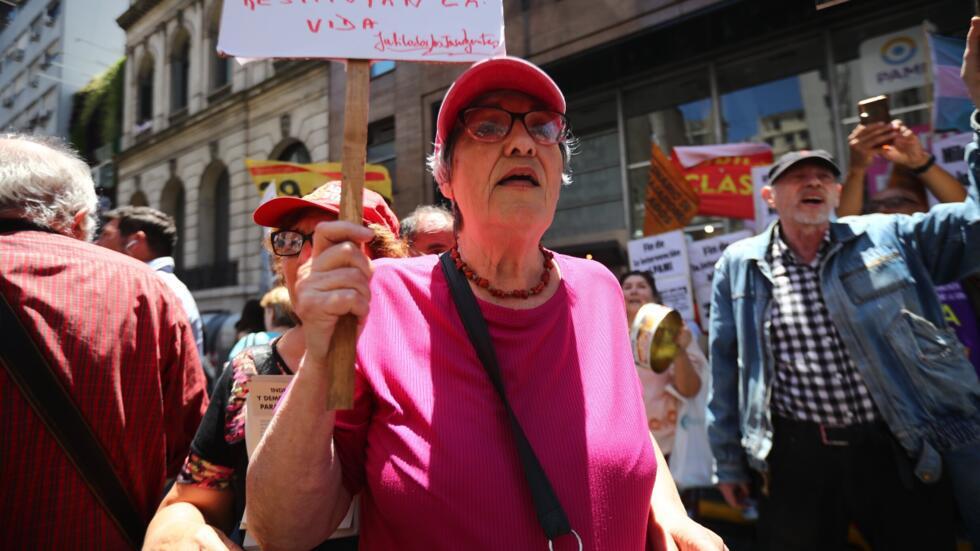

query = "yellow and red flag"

[{"left": 245, "top": 159, "right": 393, "bottom": 202}]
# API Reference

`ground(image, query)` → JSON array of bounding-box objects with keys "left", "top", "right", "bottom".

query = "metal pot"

[{"left": 630, "top": 302, "right": 683, "bottom": 373}]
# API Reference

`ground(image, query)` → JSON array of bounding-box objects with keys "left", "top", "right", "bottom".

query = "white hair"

[
  {"left": 0, "top": 133, "right": 98, "bottom": 240},
  {"left": 400, "top": 204, "right": 453, "bottom": 242}
]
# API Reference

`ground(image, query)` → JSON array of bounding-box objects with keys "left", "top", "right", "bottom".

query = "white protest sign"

[
  {"left": 219, "top": 0, "right": 506, "bottom": 62},
  {"left": 245, "top": 374, "right": 294, "bottom": 458},
  {"left": 930, "top": 131, "right": 973, "bottom": 207},
  {"left": 628, "top": 230, "right": 696, "bottom": 323},
  {"left": 688, "top": 230, "right": 752, "bottom": 326},
  {"left": 242, "top": 374, "right": 357, "bottom": 547},
  {"left": 656, "top": 275, "right": 696, "bottom": 324},
  {"left": 627, "top": 230, "right": 689, "bottom": 280},
  {"left": 860, "top": 26, "right": 928, "bottom": 96},
  {"left": 749, "top": 165, "right": 777, "bottom": 234}
]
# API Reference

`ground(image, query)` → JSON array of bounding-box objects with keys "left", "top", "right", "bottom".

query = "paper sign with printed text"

[
  {"left": 627, "top": 230, "right": 689, "bottom": 281},
  {"left": 749, "top": 165, "right": 777, "bottom": 233},
  {"left": 687, "top": 230, "right": 752, "bottom": 327},
  {"left": 644, "top": 143, "right": 700, "bottom": 236},
  {"left": 219, "top": 0, "right": 505, "bottom": 62},
  {"left": 242, "top": 374, "right": 357, "bottom": 545},
  {"left": 930, "top": 131, "right": 973, "bottom": 207},
  {"left": 627, "top": 230, "right": 696, "bottom": 323}
]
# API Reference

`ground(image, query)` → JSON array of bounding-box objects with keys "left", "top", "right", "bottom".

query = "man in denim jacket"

[{"left": 707, "top": 19, "right": 980, "bottom": 550}]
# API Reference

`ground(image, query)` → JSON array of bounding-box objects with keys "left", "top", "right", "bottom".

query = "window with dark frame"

[{"left": 367, "top": 117, "right": 396, "bottom": 195}]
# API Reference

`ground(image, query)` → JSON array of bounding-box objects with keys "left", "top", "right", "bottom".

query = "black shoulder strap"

[
  {"left": 0, "top": 291, "right": 144, "bottom": 548},
  {"left": 439, "top": 252, "right": 573, "bottom": 542}
]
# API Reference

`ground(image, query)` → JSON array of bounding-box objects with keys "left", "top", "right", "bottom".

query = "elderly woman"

[
  {"left": 142, "top": 182, "right": 404, "bottom": 550},
  {"left": 247, "top": 57, "right": 724, "bottom": 550}
]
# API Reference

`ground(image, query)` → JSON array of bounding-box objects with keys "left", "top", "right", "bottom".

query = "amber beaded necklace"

[{"left": 449, "top": 245, "right": 554, "bottom": 299}]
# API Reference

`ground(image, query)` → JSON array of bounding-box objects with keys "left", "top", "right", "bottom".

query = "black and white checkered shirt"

[{"left": 767, "top": 226, "right": 879, "bottom": 427}]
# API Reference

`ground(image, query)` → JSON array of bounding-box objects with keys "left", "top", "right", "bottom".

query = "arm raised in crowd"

[
  {"left": 839, "top": 121, "right": 966, "bottom": 217},
  {"left": 895, "top": 17, "right": 980, "bottom": 285},
  {"left": 245, "top": 221, "right": 375, "bottom": 550}
]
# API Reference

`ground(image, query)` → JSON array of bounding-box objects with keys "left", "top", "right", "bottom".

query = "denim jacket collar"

[{"left": 744, "top": 219, "right": 868, "bottom": 266}]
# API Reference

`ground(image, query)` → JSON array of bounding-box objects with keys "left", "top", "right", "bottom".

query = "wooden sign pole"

[{"left": 324, "top": 59, "right": 370, "bottom": 410}]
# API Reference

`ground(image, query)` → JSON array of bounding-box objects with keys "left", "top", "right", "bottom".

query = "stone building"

[
  {"left": 115, "top": 0, "right": 329, "bottom": 314},
  {"left": 114, "top": 0, "right": 972, "bottom": 321}
]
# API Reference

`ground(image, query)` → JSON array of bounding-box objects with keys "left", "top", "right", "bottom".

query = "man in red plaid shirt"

[{"left": 0, "top": 133, "right": 208, "bottom": 548}]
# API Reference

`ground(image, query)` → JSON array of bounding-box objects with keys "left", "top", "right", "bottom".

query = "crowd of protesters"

[{"left": 2, "top": 14, "right": 980, "bottom": 551}]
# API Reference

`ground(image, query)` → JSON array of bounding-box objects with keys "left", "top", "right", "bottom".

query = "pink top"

[{"left": 335, "top": 253, "right": 657, "bottom": 550}]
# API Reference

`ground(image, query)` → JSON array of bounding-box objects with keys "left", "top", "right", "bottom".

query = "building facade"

[
  {"left": 331, "top": 0, "right": 970, "bottom": 265},
  {"left": 0, "top": 0, "right": 127, "bottom": 137},
  {"left": 112, "top": 0, "right": 972, "bottom": 323},
  {"left": 114, "top": 0, "right": 330, "bottom": 315}
]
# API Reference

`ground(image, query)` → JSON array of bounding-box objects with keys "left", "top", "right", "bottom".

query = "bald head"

[{"left": 0, "top": 133, "right": 98, "bottom": 240}]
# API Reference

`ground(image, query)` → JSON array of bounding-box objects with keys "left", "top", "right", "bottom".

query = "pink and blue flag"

[{"left": 929, "top": 33, "right": 972, "bottom": 132}]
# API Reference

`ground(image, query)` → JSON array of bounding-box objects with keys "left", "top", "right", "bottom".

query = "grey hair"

[
  {"left": 426, "top": 125, "right": 577, "bottom": 189},
  {"left": 0, "top": 133, "right": 98, "bottom": 240},
  {"left": 400, "top": 204, "right": 453, "bottom": 243}
]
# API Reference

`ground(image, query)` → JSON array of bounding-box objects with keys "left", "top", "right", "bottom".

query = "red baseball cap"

[
  {"left": 253, "top": 181, "right": 400, "bottom": 236},
  {"left": 434, "top": 56, "right": 565, "bottom": 153}
]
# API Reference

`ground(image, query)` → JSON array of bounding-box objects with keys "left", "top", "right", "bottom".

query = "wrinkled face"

[
  {"left": 622, "top": 275, "right": 656, "bottom": 311},
  {"left": 439, "top": 90, "right": 564, "bottom": 237},
  {"left": 409, "top": 213, "right": 454, "bottom": 256},
  {"left": 764, "top": 162, "right": 842, "bottom": 227},
  {"left": 96, "top": 219, "right": 127, "bottom": 253}
]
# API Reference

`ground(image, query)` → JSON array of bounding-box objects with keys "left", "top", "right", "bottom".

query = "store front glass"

[
  {"left": 545, "top": 0, "right": 972, "bottom": 265},
  {"left": 546, "top": 93, "right": 624, "bottom": 243},
  {"left": 717, "top": 38, "right": 835, "bottom": 158},
  {"left": 624, "top": 70, "right": 713, "bottom": 237}
]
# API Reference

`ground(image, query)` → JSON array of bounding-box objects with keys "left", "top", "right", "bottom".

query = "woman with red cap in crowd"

[
  {"left": 246, "top": 57, "right": 725, "bottom": 551},
  {"left": 143, "top": 182, "right": 404, "bottom": 550}
]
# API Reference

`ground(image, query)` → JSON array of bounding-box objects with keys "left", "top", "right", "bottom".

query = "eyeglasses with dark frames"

[
  {"left": 458, "top": 107, "right": 568, "bottom": 145},
  {"left": 270, "top": 230, "right": 314, "bottom": 257}
]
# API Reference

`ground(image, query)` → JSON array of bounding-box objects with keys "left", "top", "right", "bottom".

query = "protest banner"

[
  {"left": 930, "top": 131, "right": 973, "bottom": 206},
  {"left": 243, "top": 375, "right": 357, "bottom": 546},
  {"left": 927, "top": 32, "right": 971, "bottom": 133},
  {"left": 627, "top": 230, "right": 688, "bottom": 280},
  {"left": 246, "top": 159, "right": 394, "bottom": 202},
  {"left": 627, "top": 230, "right": 695, "bottom": 323},
  {"left": 672, "top": 143, "right": 773, "bottom": 220},
  {"left": 219, "top": 0, "right": 504, "bottom": 409},
  {"left": 687, "top": 230, "right": 752, "bottom": 326},
  {"left": 643, "top": 144, "right": 699, "bottom": 236},
  {"left": 935, "top": 283, "right": 980, "bottom": 375},
  {"left": 218, "top": 0, "right": 505, "bottom": 62}
]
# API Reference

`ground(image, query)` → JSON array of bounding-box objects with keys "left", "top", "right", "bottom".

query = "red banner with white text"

[{"left": 671, "top": 144, "right": 774, "bottom": 220}]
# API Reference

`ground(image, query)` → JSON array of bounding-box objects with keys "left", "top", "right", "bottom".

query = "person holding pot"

[
  {"left": 621, "top": 270, "right": 705, "bottom": 458},
  {"left": 245, "top": 56, "right": 724, "bottom": 551}
]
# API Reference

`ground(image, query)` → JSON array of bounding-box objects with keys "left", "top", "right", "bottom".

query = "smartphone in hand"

[{"left": 858, "top": 95, "right": 891, "bottom": 125}]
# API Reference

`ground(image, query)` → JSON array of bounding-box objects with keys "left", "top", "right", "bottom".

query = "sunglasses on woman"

[
  {"left": 458, "top": 107, "right": 568, "bottom": 145},
  {"left": 269, "top": 230, "right": 313, "bottom": 257}
]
